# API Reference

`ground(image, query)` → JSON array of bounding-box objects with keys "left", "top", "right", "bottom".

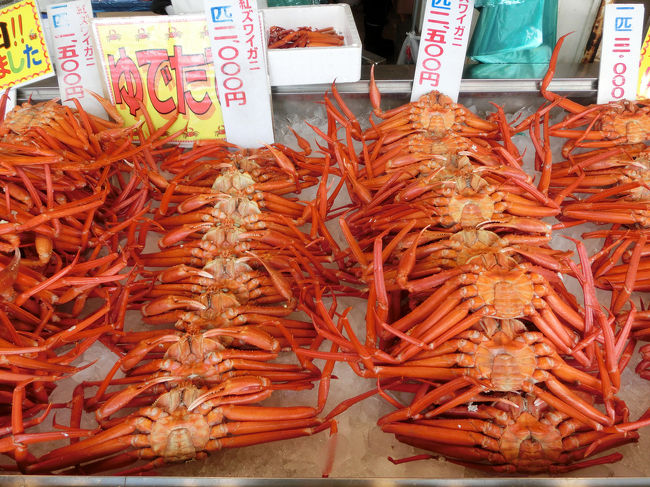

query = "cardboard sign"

[
  {"left": 597, "top": 3, "right": 644, "bottom": 104},
  {"left": 48, "top": 0, "right": 106, "bottom": 117},
  {"left": 638, "top": 23, "right": 650, "bottom": 100},
  {"left": 0, "top": 0, "right": 54, "bottom": 91},
  {"left": 92, "top": 15, "right": 225, "bottom": 143},
  {"left": 204, "top": 0, "right": 274, "bottom": 147},
  {"left": 411, "top": 0, "right": 474, "bottom": 103}
]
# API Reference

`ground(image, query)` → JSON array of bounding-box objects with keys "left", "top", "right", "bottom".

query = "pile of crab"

[
  {"left": 295, "top": 59, "right": 650, "bottom": 474},
  {"left": 538, "top": 37, "right": 650, "bottom": 383},
  {"left": 0, "top": 90, "right": 347, "bottom": 474},
  {"left": 4, "top": 32, "right": 650, "bottom": 476},
  {"left": 0, "top": 92, "right": 161, "bottom": 470}
]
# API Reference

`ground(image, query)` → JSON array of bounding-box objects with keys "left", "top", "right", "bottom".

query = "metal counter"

[
  {"left": 7, "top": 65, "right": 645, "bottom": 486},
  {"left": 16, "top": 63, "right": 598, "bottom": 101},
  {"left": 3, "top": 478, "right": 650, "bottom": 487}
]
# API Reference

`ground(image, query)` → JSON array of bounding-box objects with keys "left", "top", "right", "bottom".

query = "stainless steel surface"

[
  {"left": 15, "top": 63, "right": 598, "bottom": 102},
  {"left": 2, "top": 478, "right": 650, "bottom": 486}
]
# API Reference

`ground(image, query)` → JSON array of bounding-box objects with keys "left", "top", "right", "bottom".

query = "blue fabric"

[
  {"left": 92, "top": 0, "right": 152, "bottom": 11},
  {"left": 468, "top": 0, "right": 558, "bottom": 64}
]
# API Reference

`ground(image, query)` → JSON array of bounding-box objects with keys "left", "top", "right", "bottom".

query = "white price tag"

[
  {"left": 204, "top": 0, "right": 274, "bottom": 148},
  {"left": 411, "top": 0, "right": 474, "bottom": 103},
  {"left": 597, "top": 3, "right": 644, "bottom": 104},
  {"left": 47, "top": 0, "right": 105, "bottom": 118}
]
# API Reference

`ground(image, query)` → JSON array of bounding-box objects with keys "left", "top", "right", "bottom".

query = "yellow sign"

[
  {"left": 92, "top": 16, "right": 225, "bottom": 143},
  {"left": 0, "top": 0, "right": 53, "bottom": 90},
  {"left": 640, "top": 25, "right": 650, "bottom": 100}
]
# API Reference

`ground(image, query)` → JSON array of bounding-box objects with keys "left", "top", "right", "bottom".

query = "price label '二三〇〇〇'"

[{"left": 598, "top": 3, "right": 644, "bottom": 103}]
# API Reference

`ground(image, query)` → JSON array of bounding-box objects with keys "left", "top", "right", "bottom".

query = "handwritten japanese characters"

[
  {"left": 598, "top": 3, "right": 644, "bottom": 104},
  {"left": 48, "top": 0, "right": 105, "bottom": 116},
  {"left": 205, "top": 0, "right": 274, "bottom": 147},
  {"left": 412, "top": 0, "right": 474, "bottom": 102}
]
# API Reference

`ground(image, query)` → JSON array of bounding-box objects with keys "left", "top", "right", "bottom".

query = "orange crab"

[{"left": 384, "top": 392, "right": 637, "bottom": 474}]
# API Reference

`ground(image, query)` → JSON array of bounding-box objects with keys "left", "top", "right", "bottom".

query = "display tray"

[{"left": 6, "top": 65, "right": 649, "bottom": 485}]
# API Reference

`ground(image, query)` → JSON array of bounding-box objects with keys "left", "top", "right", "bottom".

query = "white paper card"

[
  {"left": 597, "top": 3, "right": 644, "bottom": 104},
  {"left": 47, "top": 0, "right": 105, "bottom": 117},
  {"left": 411, "top": 0, "right": 474, "bottom": 103},
  {"left": 204, "top": 0, "right": 274, "bottom": 147}
]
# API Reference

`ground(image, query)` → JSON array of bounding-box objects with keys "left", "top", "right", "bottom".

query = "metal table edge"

[
  {"left": 270, "top": 77, "right": 596, "bottom": 95},
  {"left": 2, "top": 476, "right": 649, "bottom": 486},
  {"left": 14, "top": 63, "right": 598, "bottom": 101},
  {"left": 16, "top": 78, "right": 596, "bottom": 101}
]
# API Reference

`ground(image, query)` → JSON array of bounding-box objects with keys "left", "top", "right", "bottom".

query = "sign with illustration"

[
  {"left": 0, "top": 0, "right": 54, "bottom": 91},
  {"left": 92, "top": 15, "right": 225, "bottom": 143}
]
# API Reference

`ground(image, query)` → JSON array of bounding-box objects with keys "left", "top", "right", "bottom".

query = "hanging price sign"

[
  {"left": 204, "top": 0, "right": 274, "bottom": 147},
  {"left": 411, "top": 0, "right": 474, "bottom": 102},
  {"left": 48, "top": 0, "right": 106, "bottom": 117},
  {"left": 597, "top": 3, "right": 644, "bottom": 104}
]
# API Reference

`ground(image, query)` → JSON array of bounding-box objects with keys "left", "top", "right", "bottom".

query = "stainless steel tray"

[{"left": 7, "top": 65, "right": 647, "bottom": 485}]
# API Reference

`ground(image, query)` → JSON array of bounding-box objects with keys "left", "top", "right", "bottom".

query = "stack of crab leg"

[
  {"left": 294, "top": 64, "right": 650, "bottom": 474},
  {"left": 25, "top": 136, "right": 341, "bottom": 475},
  {"left": 531, "top": 36, "right": 650, "bottom": 380},
  {"left": 0, "top": 92, "right": 169, "bottom": 471}
]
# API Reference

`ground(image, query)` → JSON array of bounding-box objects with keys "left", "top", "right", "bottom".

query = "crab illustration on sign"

[{"left": 136, "top": 27, "right": 149, "bottom": 41}]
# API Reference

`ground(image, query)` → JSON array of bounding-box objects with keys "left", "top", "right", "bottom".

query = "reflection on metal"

[
  {"left": 2, "top": 477, "right": 650, "bottom": 487},
  {"left": 271, "top": 77, "right": 596, "bottom": 95},
  {"left": 273, "top": 63, "right": 598, "bottom": 95},
  {"left": 361, "top": 49, "right": 386, "bottom": 65}
]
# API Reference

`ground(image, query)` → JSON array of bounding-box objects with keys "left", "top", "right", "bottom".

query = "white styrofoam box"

[{"left": 261, "top": 3, "right": 361, "bottom": 86}]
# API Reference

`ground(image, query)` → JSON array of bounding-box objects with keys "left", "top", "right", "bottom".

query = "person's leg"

[{"left": 363, "top": 0, "right": 394, "bottom": 59}]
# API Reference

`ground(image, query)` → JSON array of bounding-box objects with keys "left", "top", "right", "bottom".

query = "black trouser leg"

[{"left": 363, "top": 0, "right": 394, "bottom": 59}]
